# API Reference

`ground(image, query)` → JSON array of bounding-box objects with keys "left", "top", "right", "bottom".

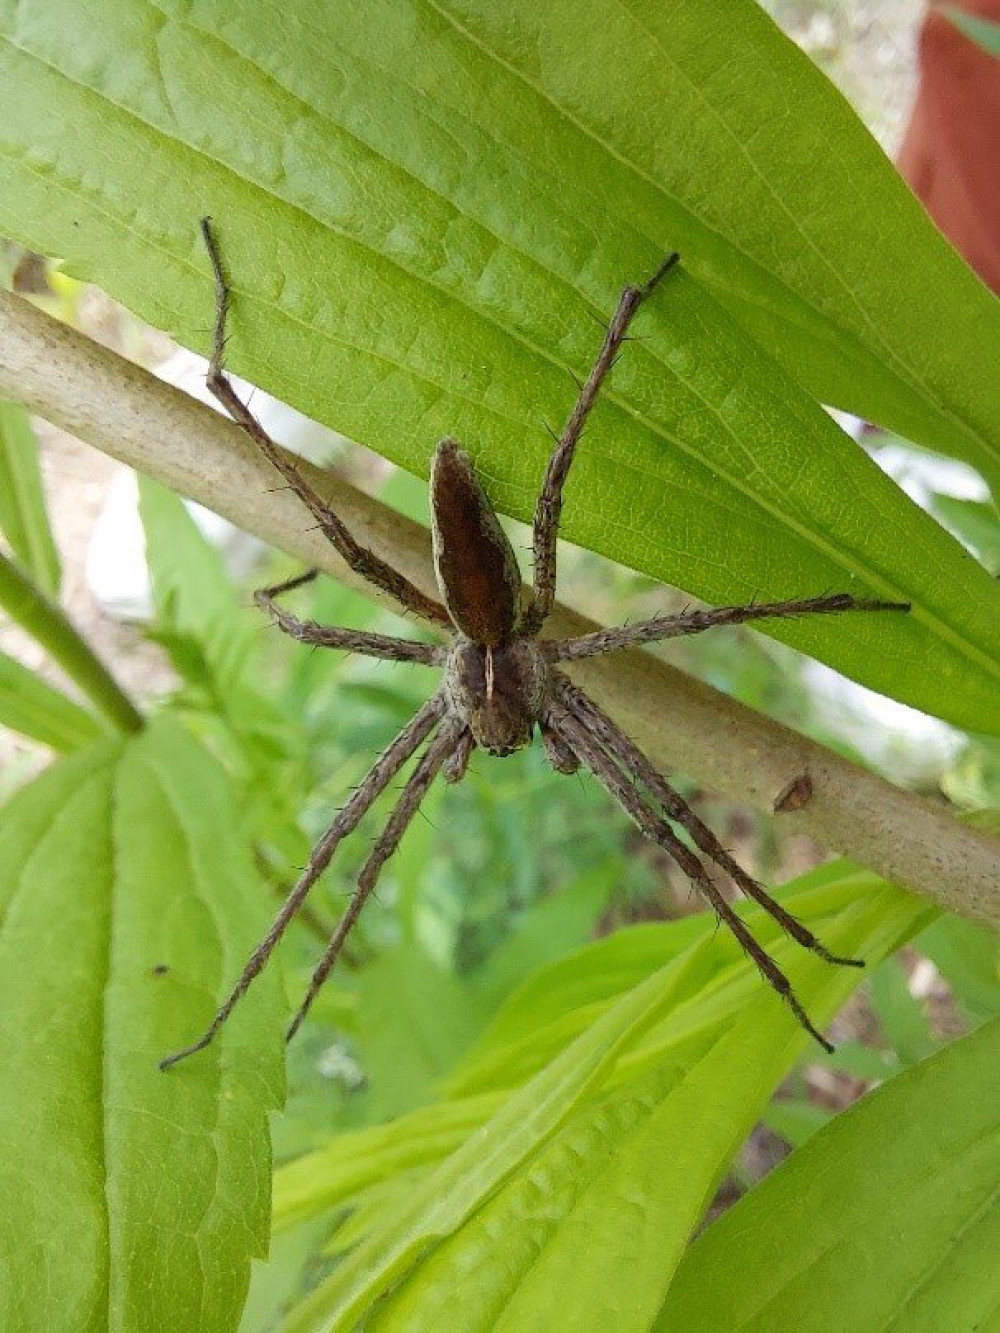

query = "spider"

[{"left": 160, "top": 220, "right": 909, "bottom": 1070}]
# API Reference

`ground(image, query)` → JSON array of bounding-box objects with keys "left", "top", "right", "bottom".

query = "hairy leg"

[
  {"left": 540, "top": 717, "right": 580, "bottom": 774},
  {"left": 200, "top": 218, "right": 451, "bottom": 629},
  {"left": 256, "top": 569, "right": 446, "bottom": 665},
  {"left": 553, "top": 673, "right": 861, "bottom": 969},
  {"left": 160, "top": 691, "right": 447, "bottom": 1069},
  {"left": 521, "top": 252, "right": 680, "bottom": 635},
  {"left": 547, "top": 701, "right": 836, "bottom": 1051},
  {"left": 442, "top": 728, "right": 475, "bottom": 783},
  {"left": 287, "top": 718, "right": 464, "bottom": 1039},
  {"left": 549, "top": 593, "right": 910, "bottom": 662}
]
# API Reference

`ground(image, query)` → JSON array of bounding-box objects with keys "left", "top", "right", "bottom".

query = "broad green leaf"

[
  {"left": 655, "top": 1017, "right": 1000, "bottom": 1331},
  {"left": 0, "top": 400, "right": 60, "bottom": 594},
  {"left": 0, "top": 645, "right": 104, "bottom": 750},
  {"left": 369, "top": 1003, "right": 807, "bottom": 1332},
  {"left": 0, "top": 719, "right": 285, "bottom": 1333},
  {"left": 284, "top": 878, "right": 926, "bottom": 1330},
  {"left": 3, "top": 2, "right": 1000, "bottom": 730}
]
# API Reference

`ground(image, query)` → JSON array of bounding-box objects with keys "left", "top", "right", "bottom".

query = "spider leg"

[
  {"left": 549, "top": 593, "right": 910, "bottom": 662},
  {"left": 286, "top": 717, "right": 464, "bottom": 1039},
  {"left": 553, "top": 673, "right": 862, "bottom": 968},
  {"left": 199, "top": 218, "right": 451, "bottom": 630},
  {"left": 256, "top": 569, "right": 446, "bottom": 665},
  {"left": 159, "top": 691, "right": 447, "bottom": 1070},
  {"left": 521, "top": 252, "right": 680, "bottom": 636},
  {"left": 442, "top": 728, "right": 475, "bottom": 783},
  {"left": 540, "top": 717, "right": 580, "bottom": 774},
  {"left": 546, "top": 700, "right": 835, "bottom": 1052}
]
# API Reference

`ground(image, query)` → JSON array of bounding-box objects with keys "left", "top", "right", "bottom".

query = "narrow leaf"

[
  {"left": 0, "top": 646, "right": 104, "bottom": 751},
  {"left": 0, "top": 399, "right": 60, "bottom": 594},
  {"left": 282, "top": 876, "right": 928, "bottom": 1329},
  {"left": 138, "top": 475, "right": 258, "bottom": 701},
  {"left": 285, "top": 947, "right": 713, "bottom": 1330},
  {"left": 0, "top": 550, "right": 142, "bottom": 734}
]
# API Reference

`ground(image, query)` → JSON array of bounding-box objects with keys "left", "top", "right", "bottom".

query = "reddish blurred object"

[{"left": 897, "top": 1, "right": 1000, "bottom": 292}]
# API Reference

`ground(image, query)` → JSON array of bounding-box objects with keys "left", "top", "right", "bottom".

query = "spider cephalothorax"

[{"left": 160, "top": 221, "right": 909, "bottom": 1070}]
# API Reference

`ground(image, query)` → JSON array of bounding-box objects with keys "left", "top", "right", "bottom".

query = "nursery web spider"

[{"left": 161, "top": 221, "right": 909, "bottom": 1069}]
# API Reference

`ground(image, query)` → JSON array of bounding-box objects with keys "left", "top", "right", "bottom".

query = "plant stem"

[
  {"left": 0, "top": 547, "right": 143, "bottom": 735},
  {"left": 0, "top": 289, "right": 997, "bottom": 924}
]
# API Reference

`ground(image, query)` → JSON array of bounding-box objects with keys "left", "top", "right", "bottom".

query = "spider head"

[{"left": 445, "top": 637, "right": 547, "bottom": 757}]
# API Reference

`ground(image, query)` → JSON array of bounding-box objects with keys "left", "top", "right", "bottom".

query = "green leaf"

[
  {"left": 0, "top": 399, "right": 60, "bottom": 594},
  {"left": 288, "top": 945, "right": 712, "bottom": 1331},
  {"left": 3, "top": 2, "right": 1000, "bottom": 731},
  {"left": 941, "top": 5, "right": 1000, "bottom": 56},
  {"left": 279, "top": 872, "right": 928, "bottom": 1329},
  {"left": 445, "top": 865, "right": 895, "bottom": 1098},
  {"left": 138, "top": 475, "right": 313, "bottom": 851},
  {"left": 0, "top": 719, "right": 285, "bottom": 1333},
  {"left": 138, "top": 475, "right": 259, "bottom": 703},
  {"left": 918, "top": 914, "right": 1000, "bottom": 1026},
  {"left": 0, "top": 645, "right": 104, "bottom": 751},
  {"left": 351, "top": 941, "right": 490, "bottom": 1121},
  {"left": 761, "top": 1097, "right": 831, "bottom": 1149},
  {"left": 476, "top": 862, "right": 619, "bottom": 1004},
  {"left": 655, "top": 1017, "right": 1000, "bottom": 1331},
  {"left": 933, "top": 494, "right": 1000, "bottom": 574},
  {"left": 866, "top": 954, "right": 937, "bottom": 1066},
  {"left": 0, "top": 550, "right": 142, "bottom": 734},
  {"left": 273, "top": 1095, "right": 504, "bottom": 1236}
]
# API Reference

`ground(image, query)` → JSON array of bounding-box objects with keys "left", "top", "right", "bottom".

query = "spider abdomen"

[
  {"left": 445, "top": 637, "right": 547, "bottom": 756},
  {"left": 430, "top": 438, "right": 523, "bottom": 645}
]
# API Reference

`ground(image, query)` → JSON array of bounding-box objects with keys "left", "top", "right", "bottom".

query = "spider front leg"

[
  {"left": 160, "top": 691, "right": 447, "bottom": 1069},
  {"left": 549, "top": 592, "right": 911, "bottom": 661},
  {"left": 521, "top": 252, "right": 681, "bottom": 636},
  {"left": 256, "top": 568, "right": 446, "bottom": 665},
  {"left": 199, "top": 217, "right": 451, "bottom": 630},
  {"left": 546, "top": 699, "right": 838, "bottom": 1052}
]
